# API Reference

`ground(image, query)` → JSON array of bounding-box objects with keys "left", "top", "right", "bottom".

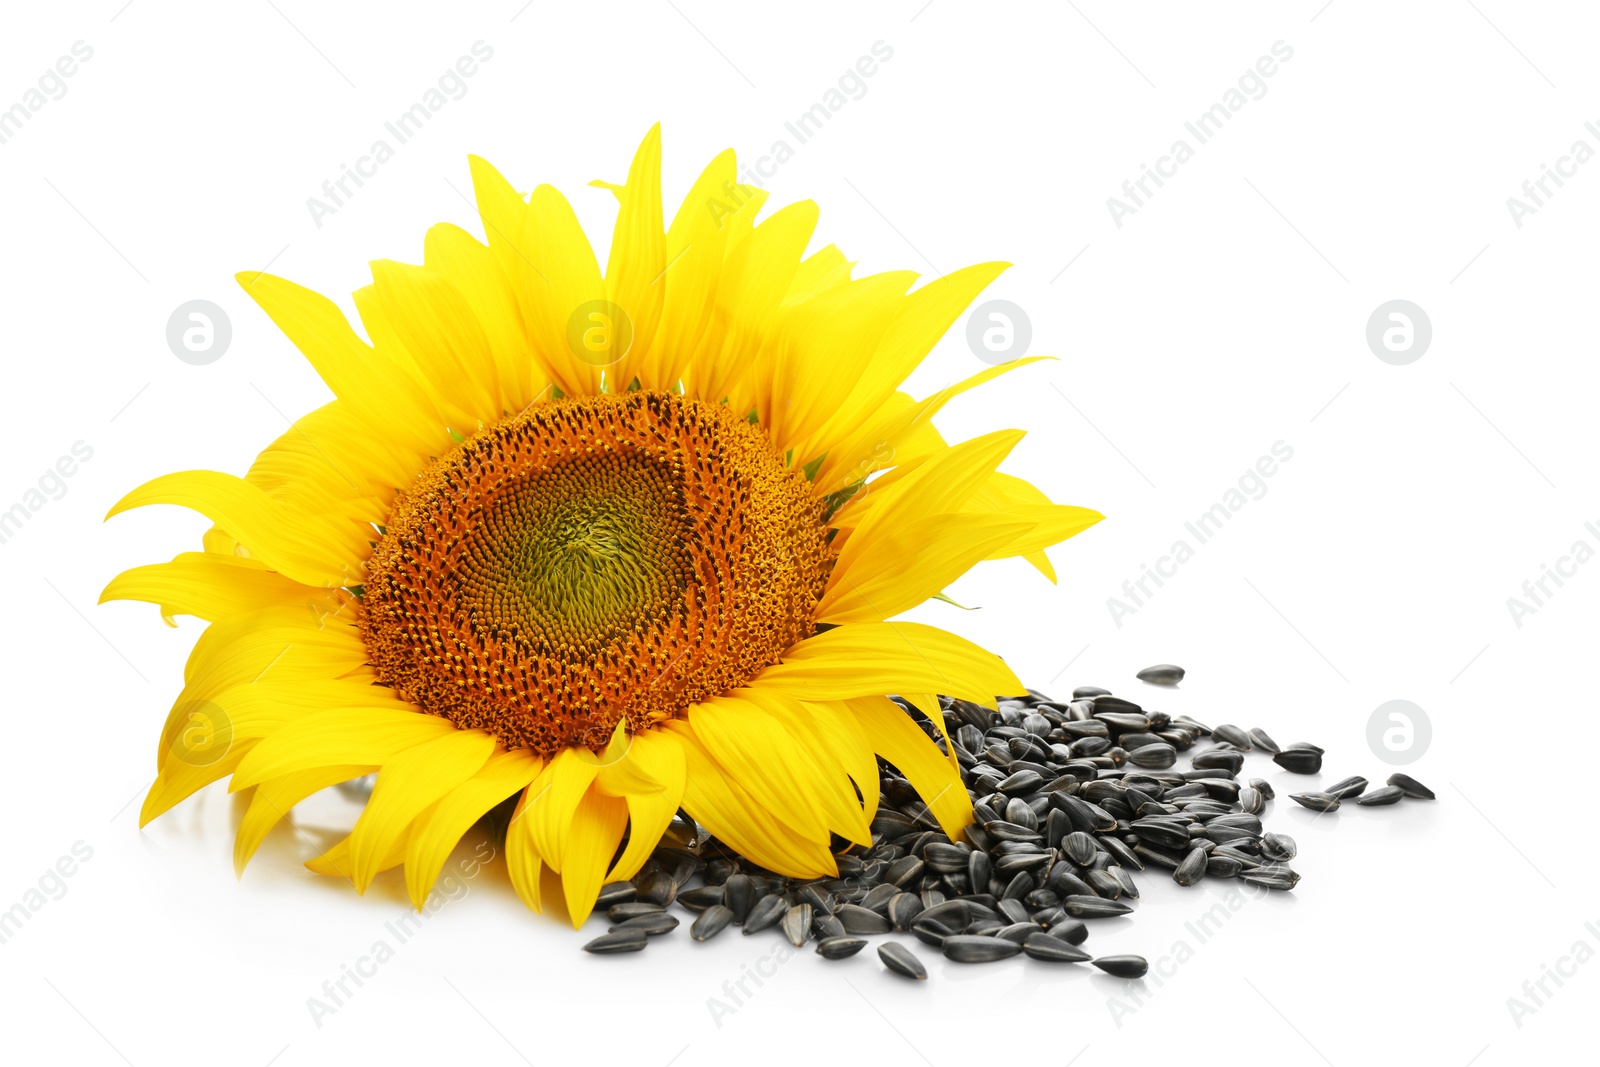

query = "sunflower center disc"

[{"left": 360, "top": 391, "right": 833, "bottom": 756}]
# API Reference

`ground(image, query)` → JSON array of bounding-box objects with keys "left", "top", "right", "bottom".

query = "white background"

[{"left": 1, "top": 2, "right": 1595, "bottom": 1064}]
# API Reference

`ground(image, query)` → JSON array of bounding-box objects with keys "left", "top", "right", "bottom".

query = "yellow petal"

[
  {"left": 244, "top": 401, "right": 399, "bottom": 519},
  {"left": 423, "top": 223, "right": 539, "bottom": 410},
  {"left": 369, "top": 259, "right": 501, "bottom": 422},
  {"left": 594, "top": 728, "right": 686, "bottom": 884},
  {"left": 646, "top": 149, "right": 741, "bottom": 389},
  {"left": 106, "top": 471, "right": 368, "bottom": 589},
  {"left": 690, "top": 200, "right": 818, "bottom": 406},
  {"left": 99, "top": 552, "right": 330, "bottom": 623},
  {"left": 467, "top": 154, "right": 532, "bottom": 290},
  {"left": 665, "top": 720, "right": 837, "bottom": 878},
  {"left": 818, "top": 513, "right": 1032, "bottom": 624},
  {"left": 763, "top": 270, "right": 917, "bottom": 449},
  {"left": 405, "top": 748, "right": 543, "bottom": 910},
  {"left": 303, "top": 832, "right": 407, "bottom": 881},
  {"left": 518, "top": 184, "right": 607, "bottom": 396},
  {"left": 561, "top": 787, "right": 630, "bottom": 927},
  {"left": 901, "top": 693, "right": 958, "bottom": 775},
  {"left": 139, "top": 747, "right": 249, "bottom": 826},
  {"left": 688, "top": 692, "right": 831, "bottom": 842},
  {"left": 519, "top": 747, "right": 599, "bottom": 874},
  {"left": 756, "top": 621, "right": 1023, "bottom": 707},
  {"left": 802, "top": 699, "right": 881, "bottom": 816},
  {"left": 234, "top": 765, "right": 374, "bottom": 876},
  {"left": 599, "top": 125, "right": 665, "bottom": 388},
  {"left": 829, "top": 430, "right": 1023, "bottom": 583},
  {"left": 231, "top": 707, "right": 457, "bottom": 789},
  {"left": 849, "top": 695, "right": 973, "bottom": 842},
  {"left": 806, "top": 262, "right": 1009, "bottom": 456},
  {"left": 815, "top": 357, "right": 1048, "bottom": 491},
  {"left": 347, "top": 728, "right": 496, "bottom": 891},
  {"left": 236, "top": 272, "right": 448, "bottom": 461},
  {"left": 505, "top": 785, "right": 545, "bottom": 913}
]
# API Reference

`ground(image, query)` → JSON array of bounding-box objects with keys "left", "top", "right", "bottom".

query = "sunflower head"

[
  {"left": 102, "top": 126, "right": 1102, "bottom": 926},
  {"left": 360, "top": 389, "right": 833, "bottom": 756}
]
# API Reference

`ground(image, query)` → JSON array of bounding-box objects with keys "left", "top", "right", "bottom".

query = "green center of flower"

[{"left": 461, "top": 448, "right": 689, "bottom": 653}]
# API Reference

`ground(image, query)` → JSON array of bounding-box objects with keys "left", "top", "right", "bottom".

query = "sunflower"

[{"left": 102, "top": 126, "right": 1101, "bottom": 926}]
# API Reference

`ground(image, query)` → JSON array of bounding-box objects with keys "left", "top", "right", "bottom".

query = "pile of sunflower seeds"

[{"left": 578, "top": 665, "right": 1435, "bottom": 981}]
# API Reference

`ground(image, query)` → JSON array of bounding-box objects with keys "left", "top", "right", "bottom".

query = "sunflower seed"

[
  {"left": 860, "top": 883, "right": 899, "bottom": 915},
  {"left": 1131, "top": 817, "right": 1190, "bottom": 851},
  {"left": 1049, "top": 917, "right": 1089, "bottom": 945},
  {"left": 1273, "top": 749, "right": 1323, "bottom": 774},
  {"left": 1073, "top": 685, "right": 1112, "bottom": 698},
  {"left": 813, "top": 914, "right": 847, "bottom": 940},
  {"left": 1357, "top": 785, "right": 1405, "bottom": 806},
  {"left": 1063, "top": 831, "right": 1099, "bottom": 866},
  {"left": 967, "top": 850, "right": 993, "bottom": 892},
  {"left": 1192, "top": 750, "right": 1244, "bottom": 774},
  {"left": 1133, "top": 844, "right": 1184, "bottom": 871},
  {"left": 1240, "top": 865, "right": 1300, "bottom": 890},
  {"left": 743, "top": 894, "right": 788, "bottom": 934},
  {"left": 1248, "top": 727, "right": 1281, "bottom": 754},
  {"left": 635, "top": 869, "right": 678, "bottom": 907},
  {"left": 1206, "top": 817, "right": 1262, "bottom": 838},
  {"left": 723, "top": 874, "right": 756, "bottom": 923},
  {"left": 1324, "top": 775, "right": 1368, "bottom": 800},
  {"left": 995, "top": 921, "right": 1040, "bottom": 944},
  {"left": 583, "top": 929, "right": 649, "bottom": 954},
  {"left": 1174, "top": 847, "right": 1208, "bottom": 886},
  {"left": 1135, "top": 664, "right": 1185, "bottom": 687},
  {"left": 1004, "top": 797, "right": 1039, "bottom": 832},
  {"left": 919, "top": 899, "right": 972, "bottom": 929},
  {"left": 943, "top": 935, "right": 1023, "bottom": 963},
  {"left": 797, "top": 884, "right": 834, "bottom": 914},
  {"left": 837, "top": 903, "right": 892, "bottom": 934},
  {"left": 596, "top": 883, "right": 636, "bottom": 909},
  {"left": 997, "top": 770, "right": 1045, "bottom": 795},
  {"left": 1101, "top": 836, "right": 1144, "bottom": 871},
  {"left": 890, "top": 856, "right": 927, "bottom": 889},
  {"left": 1211, "top": 724, "right": 1251, "bottom": 750},
  {"left": 690, "top": 905, "right": 735, "bottom": 941},
  {"left": 607, "top": 902, "right": 665, "bottom": 922},
  {"left": 1062, "top": 894, "right": 1134, "bottom": 918},
  {"left": 781, "top": 904, "right": 813, "bottom": 947},
  {"left": 1085, "top": 870, "right": 1123, "bottom": 898},
  {"left": 816, "top": 936, "right": 868, "bottom": 959},
  {"left": 1251, "top": 777, "right": 1276, "bottom": 800},
  {"left": 1289, "top": 792, "right": 1340, "bottom": 813},
  {"left": 676, "top": 885, "right": 726, "bottom": 913},
  {"left": 1206, "top": 854, "right": 1244, "bottom": 878},
  {"left": 1387, "top": 773, "right": 1436, "bottom": 800},
  {"left": 888, "top": 893, "right": 924, "bottom": 930},
  {"left": 878, "top": 941, "right": 927, "bottom": 979},
  {"left": 1092, "top": 954, "right": 1149, "bottom": 978},
  {"left": 997, "top": 898, "right": 1032, "bottom": 925},
  {"left": 608, "top": 908, "right": 678, "bottom": 934},
  {"left": 1260, "top": 833, "right": 1297, "bottom": 861},
  {"left": 1128, "top": 743, "right": 1177, "bottom": 770},
  {"left": 911, "top": 917, "right": 953, "bottom": 947},
  {"left": 1212, "top": 845, "right": 1262, "bottom": 869},
  {"left": 1024, "top": 932, "right": 1093, "bottom": 961}
]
